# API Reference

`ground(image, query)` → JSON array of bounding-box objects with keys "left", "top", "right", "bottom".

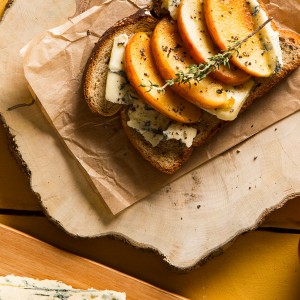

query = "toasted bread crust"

[
  {"left": 83, "top": 9, "right": 158, "bottom": 116},
  {"left": 83, "top": 5, "right": 300, "bottom": 173}
]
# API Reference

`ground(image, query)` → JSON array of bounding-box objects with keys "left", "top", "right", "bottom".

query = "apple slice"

[
  {"left": 177, "top": 0, "right": 250, "bottom": 85},
  {"left": 124, "top": 32, "right": 202, "bottom": 123},
  {"left": 151, "top": 18, "right": 230, "bottom": 109},
  {"left": 204, "top": 0, "right": 276, "bottom": 77}
]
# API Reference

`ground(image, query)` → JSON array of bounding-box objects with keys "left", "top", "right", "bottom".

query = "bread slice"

[
  {"left": 83, "top": 9, "right": 158, "bottom": 116},
  {"left": 83, "top": 7, "right": 300, "bottom": 174}
]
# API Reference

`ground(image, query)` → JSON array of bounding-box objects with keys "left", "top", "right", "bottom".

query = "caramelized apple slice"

[
  {"left": 204, "top": 0, "right": 276, "bottom": 77},
  {"left": 124, "top": 32, "right": 202, "bottom": 123},
  {"left": 178, "top": 0, "right": 250, "bottom": 85},
  {"left": 151, "top": 18, "right": 229, "bottom": 109}
]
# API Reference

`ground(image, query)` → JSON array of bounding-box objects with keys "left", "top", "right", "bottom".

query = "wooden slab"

[
  {"left": 0, "top": 0, "right": 299, "bottom": 271},
  {"left": 0, "top": 224, "right": 187, "bottom": 300}
]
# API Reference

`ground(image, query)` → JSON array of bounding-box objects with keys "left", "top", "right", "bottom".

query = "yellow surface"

[
  {"left": 0, "top": 2, "right": 300, "bottom": 299},
  {"left": 0, "top": 0, "right": 8, "bottom": 19}
]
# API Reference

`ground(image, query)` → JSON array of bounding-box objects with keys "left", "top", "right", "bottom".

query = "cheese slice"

[
  {"left": 247, "top": 0, "right": 283, "bottom": 72},
  {"left": 108, "top": 34, "right": 128, "bottom": 71},
  {"left": 105, "top": 34, "right": 131, "bottom": 104},
  {"left": 127, "top": 98, "right": 199, "bottom": 148},
  {"left": 204, "top": 80, "right": 255, "bottom": 121},
  {"left": 127, "top": 99, "right": 171, "bottom": 147},
  {"left": 0, "top": 275, "right": 126, "bottom": 300},
  {"left": 163, "top": 124, "right": 197, "bottom": 148}
]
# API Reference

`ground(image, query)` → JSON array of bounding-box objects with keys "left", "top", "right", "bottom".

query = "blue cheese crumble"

[
  {"left": 0, "top": 275, "right": 126, "bottom": 300},
  {"left": 127, "top": 99, "right": 197, "bottom": 147},
  {"left": 127, "top": 99, "right": 171, "bottom": 147},
  {"left": 105, "top": 34, "right": 132, "bottom": 104},
  {"left": 163, "top": 123, "right": 197, "bottom": 147}
]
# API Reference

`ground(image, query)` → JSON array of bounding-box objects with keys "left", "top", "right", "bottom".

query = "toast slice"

[{"left": 83, "top": 7, "right": 300, "bottom": 174}]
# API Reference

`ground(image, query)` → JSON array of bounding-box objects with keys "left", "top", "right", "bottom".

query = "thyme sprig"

[{"left": 141, "top": 18, "right": 273, "bottom": 93}]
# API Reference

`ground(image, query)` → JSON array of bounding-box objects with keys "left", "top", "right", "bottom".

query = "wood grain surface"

[{"left": 0, "top": 224, "right": 187, "bottom": 300}]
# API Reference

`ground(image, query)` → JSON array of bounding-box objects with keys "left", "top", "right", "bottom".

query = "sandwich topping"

[
  {"left": 203, "top": 80, "right": 254, "bottom": 121},
  {"left": 246, "top": 0, "right": 283, "bottom": 72},
  {"left": 127, "top": 98, "right": 197, "bottom": 147},
  {"left": 105, "top": 34, "right": 132, "bottom": 104},
  {"left": 104, "top": 0, "right": 283, "bottom": 148},
  {"left": 204, "top": 0, "right": 282, "bottom": 76},
  {"left": 127, "top": 99, "right": 171, "bottom": 147},
  {"left": 163, "top": 0, "right": 282, "bottom": 75},
  {"left": 106, "top": 34, "right": 199, "bottom": 148},
  {"left": 162, "top": 0, "right": 181, "bottom": 20}
]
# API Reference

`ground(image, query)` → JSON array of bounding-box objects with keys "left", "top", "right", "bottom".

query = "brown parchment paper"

[{"left": 21, "top": 0, "right": 300, "bottom": 214}]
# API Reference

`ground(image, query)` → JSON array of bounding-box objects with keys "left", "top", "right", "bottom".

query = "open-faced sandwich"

[{"left": 83, "top": 0, "right": 300, "bottom": 174}]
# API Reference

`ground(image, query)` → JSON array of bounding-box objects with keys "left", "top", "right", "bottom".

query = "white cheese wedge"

[
  {"left": 105, "top": 34, "right": 130, "bottom": 104},
  {"left": 247, "top": 0, "right": 283, "bottom": 72},
  {"left": 108, "top": 34, "right": 128, "bottom": 71},
  {"left": 163, "top": 124, "right": 197, "bottom": 148},
  {"left": 161, "top": 0, "right": 181, "bottom": 20},
  {"left": 0, "top": 275, "right": 126, "bottom": 300},
  {"left": 204, "top": 80, "right": 254, "bottom": 121}
]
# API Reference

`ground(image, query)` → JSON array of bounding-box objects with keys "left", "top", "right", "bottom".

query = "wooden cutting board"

[{"left": 0, "top": 224, "right": 188, "bottom": 300}]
